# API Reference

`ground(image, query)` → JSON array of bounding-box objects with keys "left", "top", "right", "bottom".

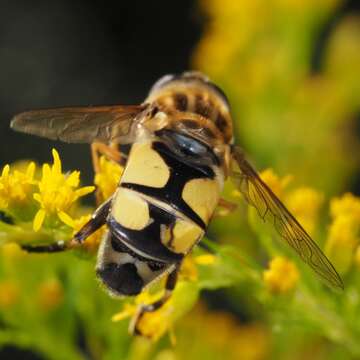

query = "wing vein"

[{"left": 231, "top": 145, "right": 343, "bottom": 290}]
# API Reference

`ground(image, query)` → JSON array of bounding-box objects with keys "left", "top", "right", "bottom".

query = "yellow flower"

[
  {"left": 32, "top": 149, "right": 95, "bottom": 232},
  {"left": 179, "top": 256, "right": 198, "bottom": 282},
  {"left": 0, "top": 162, "right": 36, "bottom": 209},
  {"left": 181, "top": 305, "right": 269, "bottom": 360},
  {"left": 232, "top": 323, "right": 269, "bottom": 360},
  {"left": 263, "top": 256, "right": 299, "bottom": 294},
  {"left": 112, "top": 290, "right": 173, "bottom": 341},
  {"left": 286, "top": 187, "right": 324, "bottom": 235},
  {"left": 325, "top": 193, "right": 360, "bottom": 273},
  {"left": 330, "top": 193, "right": 360, "bottom": 220},
  {"left": 37, "top": 279, "right": 64, "bottom": 310},
  {"left": 154, "top": 349, "right": 176, "bottom": 360},
  {"left": 194, "top": 254, "right": 217, "bottom": 265},
  {"left": 134, "top": 300, "right": 175, "bottom": 342},
  {"left": 325, "top": 214, "right": 359, "bottom": 274},
  {"left": 94, "top": 155, "right": 123, "bottom": 201},
  {"left": 113, "top": 282, "right": 199, "bottom": 342},
  {"left": 232, "top": 168, "right": 291, "bottom": 201},
  {"left": 260, "top": 169, "right": 292, "bottom": 197},
  {"left": 354, "top": 245, "right": 360, "bottom": 269},
  {"left": 1, "top": 243, "right": 25, "bottom": 260},
  {"left": 179, "top": 254, "right": 217, "bottom": 282},
  {"left": 0, "top": 280, "right": 20, "bottom": 308}
]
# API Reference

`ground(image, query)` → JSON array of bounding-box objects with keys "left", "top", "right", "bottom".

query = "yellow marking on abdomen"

[
  {"left": 170, "top": 220, "right": 203, "bottom": 254},
  {"left": 120, "top": 142, "right": 170, "bottom": 188},
  {"left": 111, "top": 188, "right": 150, "bottom": 230},
  {"left": 182, "top": 178, "right": 220, "bottom": 224}
]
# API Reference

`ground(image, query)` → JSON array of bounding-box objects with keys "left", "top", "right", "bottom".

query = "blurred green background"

[{"left": 0, "top": 0, "right": 360, "bottom": 359}]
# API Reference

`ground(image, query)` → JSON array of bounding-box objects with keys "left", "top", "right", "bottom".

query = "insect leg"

[
  {"left": 214, "top": 198, "right": 238, "bottom": 218},
  {"left": 91, "top": 142, "right": 122, "bottom": 174},
  {"left": 73, "top": 197, "right": 112, "bottom": 244},
  {"left": 21, "top": 240, "right": 70, "bottom": 253},
  {"left": 131, "top": 263, "right": 180, "bottom": 336},
  {"left": 143, "top": 265, "right": 179, "bottom": 312},
  {"left": 21, "top": 199, "right": 111, "bottom": 253}
]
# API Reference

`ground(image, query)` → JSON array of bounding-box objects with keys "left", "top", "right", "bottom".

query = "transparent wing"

[
  {"left": 231, "top": 145, "right": 343, "bottom": 290},
  {"left": 10, "top": 104, "right": 146, "bottom": 144}
]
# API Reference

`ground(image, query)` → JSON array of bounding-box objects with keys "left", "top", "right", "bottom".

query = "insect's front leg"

[
  {"left": 130, "top": 263, "right": 180, "bottom": 335},
  {"left": 22, "top": 198, "right": 111, "bottom": 254},
  {"left": 73, "top": 197, "right": 112, "bottom": 244}
]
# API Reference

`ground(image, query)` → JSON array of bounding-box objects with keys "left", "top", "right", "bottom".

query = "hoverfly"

[{"left": 11, "top": 72, "right": 343, "bottom": 333}]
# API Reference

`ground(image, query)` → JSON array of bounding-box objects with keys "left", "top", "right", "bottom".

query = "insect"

[{"left": 11, "top": 71, "right": 343, "bottom": 333}]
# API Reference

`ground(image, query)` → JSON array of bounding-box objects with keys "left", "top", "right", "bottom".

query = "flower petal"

[
  {"left": 66, "top": 171, "right": 80, "bottom": 187},
  {"left": 1, "top": 165, "right": 10, "bottom": 177},
  {"left": 33, "top": 193, "right": 42, "bottom": 203},
  {"left": 33, "top": 209, "right": 46, "bottom": 232},
  {"left": 58, "top": 211, "right": 75, "bottom": 228},
  {"left": 75, "top": 186, "right": 95, "bottom": 198},
  {"left": 52, "top": 149, "right": 62, "bottom": 174},
  {"left": 195, "top": 254, "right": 217, "bottom": 265},
  {"left": 112, "top": 304, "right": 136, "bottom": 322},
  {"left": 26, "top": 162, "right": 36, "bottom": 179}
]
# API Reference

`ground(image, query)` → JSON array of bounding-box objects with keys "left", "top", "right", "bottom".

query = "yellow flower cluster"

[
  {"left": 0, "top": 149, "right": 95, "bottom": 238},
  {"left": 286, "top": 187, "right": 324, "bottom": 235},
  {"left": 112, "top": 290, "right": 176, "bottom": 342},
  {"left": 259, "top": 169, "right": 323, "bottom": 236},
  {"left": 33, "top": 149, "right": 95, "bottom": 232},
  {"left": 37, "top": 279, "right": 64, "bottom": 311},
  {"left": 330, "top": 193, "right": 360, "bottom": 219},
  {"left": 112, "top": 254, "right": 216, "bottom": 341},
  {"left": 260, "top": 168, "right": 292, "bottom": 197},
  {"left": 0, "top": 280, "right": 20, "bottom": 308},
  {"left": 94, "top": 155, "right": 123, "bottom": 201},
  {"left": 0, "top": 162, "right": 36, "bottom": 210},
  {"left": 263, "top": 256, "right": 299, "bottom": 294},
  {"left": 194, "top": 0, "right": 360, "bottom": 198},
  {"left": 325, "top": 193, "right": 360, "bottom": 274},
  {"left": 182, "top": 305, "right": 269, "bottom": 360}
]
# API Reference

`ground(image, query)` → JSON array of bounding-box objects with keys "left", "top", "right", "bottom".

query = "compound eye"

[{"left": 173, "top": 133, "right": 207, "bottom": 157}]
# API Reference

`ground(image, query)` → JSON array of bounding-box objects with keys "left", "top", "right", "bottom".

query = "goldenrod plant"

[{"left": 1, "top": 1, "right": 360, "bottom": 359}]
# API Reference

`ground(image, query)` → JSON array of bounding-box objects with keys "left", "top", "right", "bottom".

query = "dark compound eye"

[
  {"left": 171, "top": 132, "right": 208, "bottom": 157},
  {"left": 156, "top": 129, "right": 220, "bottom": 167}
]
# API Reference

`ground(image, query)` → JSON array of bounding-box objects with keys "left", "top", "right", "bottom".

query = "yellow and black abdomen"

[{"left": 108, "top": 135, "right": 223, "bottom": 263}]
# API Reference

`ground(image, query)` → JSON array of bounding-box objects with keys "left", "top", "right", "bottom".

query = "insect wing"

[
  {"left": 231, "top": 145, "right": 343, "bottom": 290},
  {"left": 11, "top": 105, "right": 146, "bottom": 144}
]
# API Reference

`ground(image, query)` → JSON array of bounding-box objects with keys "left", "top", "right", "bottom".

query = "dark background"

[
  {"left": 0, "top": 0, "right": 359, "bottom": 359},
  {"left": 0, "top": 0, "right": 202, "bottom": 186}
]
